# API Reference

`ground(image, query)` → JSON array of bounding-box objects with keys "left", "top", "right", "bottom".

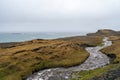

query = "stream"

[{"left": 26, "top": 37, "right": 112, "bottom": 80}]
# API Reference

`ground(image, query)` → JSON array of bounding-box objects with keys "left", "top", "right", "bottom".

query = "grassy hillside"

[
  {"left": 87, "top": 29, "right": 120, "bottom": 36},
  {"left": 0, "top": 36, "right": 103, "bottom": 80},
  {"left": 71, "top": 36, "right": 120, "bottom": 80}
]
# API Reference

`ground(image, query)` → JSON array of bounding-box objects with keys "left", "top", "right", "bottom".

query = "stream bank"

[{"left": 26, "top": 37, "right": 112, "bottom": 80}]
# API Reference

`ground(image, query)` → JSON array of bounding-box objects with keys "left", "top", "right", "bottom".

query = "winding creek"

[{"left": 27, "top": 37, "right": 112, "bottom": 80}]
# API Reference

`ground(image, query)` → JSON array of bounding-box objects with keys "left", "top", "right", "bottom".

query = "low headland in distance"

[{"left": 0, "top": 29, "right": 120, "bottom": 80}]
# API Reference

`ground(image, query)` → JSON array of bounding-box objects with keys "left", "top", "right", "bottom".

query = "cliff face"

[{"left": 87, "top": 29, "right": 120, "bottom": 36}]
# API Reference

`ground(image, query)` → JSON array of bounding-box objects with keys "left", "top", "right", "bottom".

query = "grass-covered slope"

[
  {"left": 88, "top": 36, "right": 120, "bottom": 80},
  {"left": 87, "top": 29, "right": 120, "bottom": 36},
  {"left": 71, "top": 35, "right": 120, "bottom": 80},
  {"left": 0, "top": 36, "right": 102, "bottom": 80}
]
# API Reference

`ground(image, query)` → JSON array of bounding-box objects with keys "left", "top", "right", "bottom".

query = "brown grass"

[{"left": 0, "top": 36, "right": 103, "bottom": 80}]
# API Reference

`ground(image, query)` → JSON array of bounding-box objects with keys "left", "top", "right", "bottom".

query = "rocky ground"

[
  {"left": 91, "top": 67, "right": 120, "bottom": 80},
  {"left": 26, "top": 37, "right": 112, "bottom": 80}
]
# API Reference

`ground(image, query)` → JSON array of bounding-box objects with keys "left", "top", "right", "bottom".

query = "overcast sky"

[{"left": 0, "top": 0, "right": 120, "bottom": 32}]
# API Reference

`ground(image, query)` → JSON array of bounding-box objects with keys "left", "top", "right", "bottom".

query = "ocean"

[{"left": 0, "top": 32, "right": 86, "bottom": 43}]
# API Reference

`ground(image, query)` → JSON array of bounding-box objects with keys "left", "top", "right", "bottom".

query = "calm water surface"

[{"left": 0, "top": 32, "right": 86, "bottom": 43}]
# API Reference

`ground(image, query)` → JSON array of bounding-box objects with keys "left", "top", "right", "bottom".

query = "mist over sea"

[{"left": 0, "top": 32, "right": 86, "bottom": 43}]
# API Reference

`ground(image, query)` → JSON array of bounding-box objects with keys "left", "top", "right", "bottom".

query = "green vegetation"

[
  {"left": 0, "top": 36, "right": 103, "bottom": 80},
  {"left": 71, "top": 64, "right": 120, "bottom": 80}
]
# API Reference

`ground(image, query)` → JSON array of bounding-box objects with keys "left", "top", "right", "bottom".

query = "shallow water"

[{"left": 26, "top": 37, "right": 112, "bottom": 80}]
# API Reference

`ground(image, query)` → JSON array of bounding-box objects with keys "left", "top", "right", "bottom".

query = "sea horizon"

[{"left": 0, "top": 32, "right": 87, "bottom": 43}]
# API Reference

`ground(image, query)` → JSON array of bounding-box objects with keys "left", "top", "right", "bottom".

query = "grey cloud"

[{"left": 0, "top": 0, "right": 120, "bottom": 32}]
